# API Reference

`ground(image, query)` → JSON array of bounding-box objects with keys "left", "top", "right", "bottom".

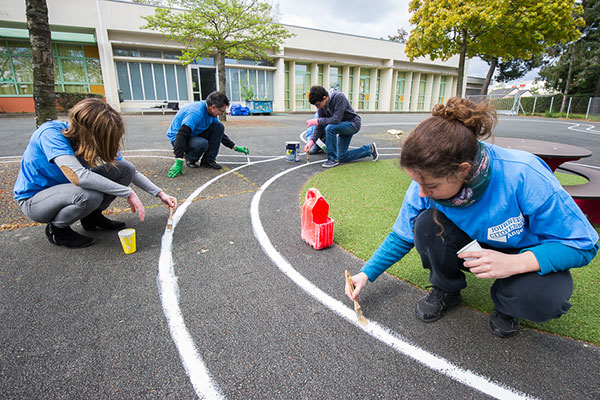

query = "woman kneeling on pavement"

[
  {"left": 345, "top": 97, "right": 598, "bottom": 338},
  {"left": 14, "top": 98, "right": 177, "bottom": 249}
]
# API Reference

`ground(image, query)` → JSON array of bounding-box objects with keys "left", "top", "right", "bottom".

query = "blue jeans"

[
  {"left": 325, "top": 121, "right": 371, "bottom": 162},
  {"left": 412, "top": 209, "right": 573, "bottom": 322},
  {"left": 185, "top": 121, "right": 225, "bottom": 163}
]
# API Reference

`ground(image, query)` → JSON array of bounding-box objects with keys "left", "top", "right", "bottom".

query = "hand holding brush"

[{"left": 345, "top": 270, "right": 368, "bottom": 326}]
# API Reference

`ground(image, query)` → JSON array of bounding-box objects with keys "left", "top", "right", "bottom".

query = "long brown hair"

[
  {"left": 400, "top": 97, "right": 496, "bottom": 179},
  {"left": 62, "top": 98, "right": 124, "bottom": 167}
]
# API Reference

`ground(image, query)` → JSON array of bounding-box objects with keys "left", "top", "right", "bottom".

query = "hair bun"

[{"left": 432, "top": 97, "right": 496, "bottom": 139}]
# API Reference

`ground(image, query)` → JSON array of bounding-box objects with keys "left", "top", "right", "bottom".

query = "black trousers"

[{"left": 412, "top": 209, "right": 573, "bottom": 322}]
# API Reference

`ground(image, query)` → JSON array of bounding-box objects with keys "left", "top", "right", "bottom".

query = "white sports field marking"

[
  {"left": 158, "top": 156, "right": 284, "bottom": 399},
  {"left": 501, "top": 119, "right": 599, "bottom": 134},
  {"left": 250, "top": 162, "right": 537, "bottom": 400}
]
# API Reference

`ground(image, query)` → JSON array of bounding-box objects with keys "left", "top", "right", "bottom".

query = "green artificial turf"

[{"left": 302, "top": 160, "right": 599, "bottom": 345}]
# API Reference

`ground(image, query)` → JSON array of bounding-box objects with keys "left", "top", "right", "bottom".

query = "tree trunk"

[
  {"left": 455, "top": 32, "right": 467, "bottom": 98},
  {"left": 26, "top": 0, "right": 56, "bottom": 127},
  {"left": 215, "top": 50, "right": 227, "bottom": 121},
  {"left": 481, "top": 57, "right": 498, "bottom": 95},
  {"left": 594, "top": 71, "right": 600, "bottom": 98},
  {"left": 560, "top": 43, "right": 576, "bottom": 114}
]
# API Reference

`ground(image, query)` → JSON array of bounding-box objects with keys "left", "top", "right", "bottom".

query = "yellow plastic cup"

[{"left": 118, "top": 228, "right": 136, "bottom": 254}]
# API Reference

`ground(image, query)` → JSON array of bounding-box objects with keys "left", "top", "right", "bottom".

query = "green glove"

[
  {"left": 168, "top": 158, "right": 183, "bottom": 178},
  {"left": 234, "top": 145, "right": 249, "bottom": 155}
]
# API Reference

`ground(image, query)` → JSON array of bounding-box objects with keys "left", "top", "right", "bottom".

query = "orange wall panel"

[{"left": 0, "top": 97, "right": 35, "bottom": 113}]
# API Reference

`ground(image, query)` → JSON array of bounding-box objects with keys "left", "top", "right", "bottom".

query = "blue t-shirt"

[
  {"left": 166, "top": 101, "right": 219, "bottom": 143},
  {"left": 393, "top": 142, "right": 599, "bottom": 250},
  {"left": 14, "top": 121, "right": 76, "bottom": 200}
]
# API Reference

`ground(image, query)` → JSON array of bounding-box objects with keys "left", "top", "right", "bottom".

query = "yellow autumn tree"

[{"left": 406, "top": 0, "right": 584, "bottom": 97}]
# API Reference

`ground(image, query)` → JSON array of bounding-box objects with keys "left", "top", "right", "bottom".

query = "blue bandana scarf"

[{"left": 433, "top": 142, "right": 492, "bottom": 208}]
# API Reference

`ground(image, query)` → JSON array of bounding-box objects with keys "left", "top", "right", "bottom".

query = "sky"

[{"left": 273, "top": 0, "right": 537, "bottom": 82}]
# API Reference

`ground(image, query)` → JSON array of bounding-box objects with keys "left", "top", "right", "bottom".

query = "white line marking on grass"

[
  {"left": 250, "top": 163, "right": 537, "bottom": 400},
  {"left": 158, "top": 156, "right": 284, "bottom": 399}
]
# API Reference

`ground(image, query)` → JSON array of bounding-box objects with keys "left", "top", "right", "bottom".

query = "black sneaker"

[
  {"left": 45, "top": 224, "right": 95, "bottom": 248},
  {"left": 200, "top": 159, "right": 222, "bottom": 170},
  {"left": 488, "top": 309, "right": 520, "bottom": 338},
  {"left": 370, "top": 143, "right": 379, "bottom": 161},
  {"left": 81, "top": 209, "right": 126, "bottom": 231},
  {"left": 185, "top": 156, "right": 200, "bottom": 168},
  {"left": 415, "top": 286, "right": 461, "bottom": 322},
  {"left": 322, "top": 159, "right": 339, "bottom": 168}
]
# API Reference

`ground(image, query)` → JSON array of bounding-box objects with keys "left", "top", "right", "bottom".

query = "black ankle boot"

[
  {"left": 45, "top": 224, "right": 95, "bottom": 248},
  {"left": 81, "top": 209, "right": 126, "bottom": 231}
]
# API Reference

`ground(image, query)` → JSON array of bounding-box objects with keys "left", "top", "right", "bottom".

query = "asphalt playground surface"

[{"left": 1, "top": 112, "right": 599, "bottom": 399}]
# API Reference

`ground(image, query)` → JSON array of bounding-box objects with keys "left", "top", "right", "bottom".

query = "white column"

[
  {"left": 446, "top": 75, "right": 455, "bottom": 98},
  {"left": 95, "top": 0, "right": 119, "bottom": 110},
  {"left": 379, "top": 60, "right": 393, "bottom": 111},
  {"left": 323, "top": 64, "right": 331, "bottom": 90},
  {"left": 352, "top": 67, "right": 361, "bottom": 110},
  {"left": 342, "top": 65, "right": 350, "bottom": 97},
  {"left": 311, "top": 62, "right": 319, "bottom": 86},
  {"left": 402, "top": 71, "right": 413, "bottom": 112},
  {"left": 369, "top": 68, "right": 378, "bottom": 111},
  {"left": 431, "top": 74, "right": 441, "bottom": 109},
  {"left": 424, "top": 73, "right": 434, "bottom": 111},
  {"left": 410, "top": 72, "right": 421, "bottom": 112},
  {"left": 273, "top": 57, "right": 285, "bottom": 112},
  {"left": 390, "top": 70, "right": 398, "bottom": 111},
  {"left": 289, "top": 60, "right": 296, "bottom": 112}
]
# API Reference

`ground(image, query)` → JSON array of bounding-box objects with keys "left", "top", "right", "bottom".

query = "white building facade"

[{"left": 0, "top": 0, "right": 465, "bottom": 113}]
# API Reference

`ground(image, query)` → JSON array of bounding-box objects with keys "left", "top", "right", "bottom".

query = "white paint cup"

[{"left": 457, "top": 239, "right": 482, "bottom": 261}]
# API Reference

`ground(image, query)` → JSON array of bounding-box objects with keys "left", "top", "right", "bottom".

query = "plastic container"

[{"left": 301, "top": 188, "right": 334, "bottom": 250}]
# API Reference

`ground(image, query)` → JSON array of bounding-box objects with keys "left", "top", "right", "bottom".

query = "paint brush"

[
  {"left": 306, "top": 151, "right": 310, "bottom": 164},
  {"left": 166, "top": 207, "right": 174, "bottom": 231},
  {"left": 345, "top": 269, "right": 368, "bottom": 327}
]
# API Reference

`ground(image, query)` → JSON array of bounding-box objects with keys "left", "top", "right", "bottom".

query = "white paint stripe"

[
  {"left": 158, "top": 156, "right": 285, "bottom": 399},
  {"left": 250, "top": 163, "right": 537, "bottom": 400}
]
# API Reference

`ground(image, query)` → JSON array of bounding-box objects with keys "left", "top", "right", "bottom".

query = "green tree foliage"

[
  {"left": 539, "top": 0, "right": 600, "bottom": 97},
  {"left": 406, "top": 0, "right": 584, "bottom": 97},
  {"left": 142, "top": 0, "right": 292, "bottom": 112}
]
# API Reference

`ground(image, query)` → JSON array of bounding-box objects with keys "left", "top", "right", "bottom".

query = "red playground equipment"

[{"left": 301, "top": 188, "right": 334, "bottom": 250}]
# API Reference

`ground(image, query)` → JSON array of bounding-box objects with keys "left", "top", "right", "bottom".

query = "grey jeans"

[{"left": 18, "top": 160, "right": 135, "bottom": 228}]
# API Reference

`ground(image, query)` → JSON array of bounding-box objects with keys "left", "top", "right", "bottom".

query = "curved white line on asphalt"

[
  {"left": 502, "top": 119, "right": 599, "bottom": 134},
  {"left": 158, "top": 156, "right": 285, "bottom": 399},
  {"left": 250, "top": 162, "right": 537, "bottom": 400}
]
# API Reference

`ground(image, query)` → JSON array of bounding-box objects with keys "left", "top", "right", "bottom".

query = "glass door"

[{"left": 191, "top": 66, "right": 217, "bottom": 101}]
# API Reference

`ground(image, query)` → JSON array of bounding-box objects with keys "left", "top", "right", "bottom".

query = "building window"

[
  {"left": 439, "top": 76, "right": 447, "bottom": 104},
  {"left": 225, "top": 68, "right": 273, "bottom": 102},
  {"left": 0, "top": 40, "right": 102, "bottom": 96},
  {"left": 358, "top": 68, "right": 370, "bottom": 111},
  {"left": 329, "top": 66, "right": 342, "bottom": 91},
  {"left": 116, "top": 61, "right": 188, "bottom": 101},
  {"left": 395, "top": 72, "right": 406, "bottom": 110},
  {"left": 375, "top": 75, "right": 380, "bottom": 110},
  {"left": 295, "top": 63, "right": 311, "bottom": 111},
  {"left": 317, "top": 64, "right": 324, "bottom": 86},
  {"left": 417, "top": 74, "right": 427, "bottom": 111},
  {"left": 284, "top": 61, "right": 290, "bottom": 110}
]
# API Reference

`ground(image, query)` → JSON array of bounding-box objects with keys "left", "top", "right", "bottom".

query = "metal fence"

[{"left": 466, "top": 94, "right": 600, "bottom": 119}]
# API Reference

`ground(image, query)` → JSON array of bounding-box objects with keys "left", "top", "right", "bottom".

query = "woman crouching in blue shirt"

[
  {"left": 14, "top": 98, "right": 177, "bottom": 249},
  {"left": 345, "top": 97, "right": 598, "bottom": 338}
]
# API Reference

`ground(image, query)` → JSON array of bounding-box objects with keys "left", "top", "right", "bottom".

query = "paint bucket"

[
  {"left": 118, "top": 228, "right": 137, "bottom": 254},
  {"left": 286, "top": 141, "right": 300, "bottom": 162}
]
